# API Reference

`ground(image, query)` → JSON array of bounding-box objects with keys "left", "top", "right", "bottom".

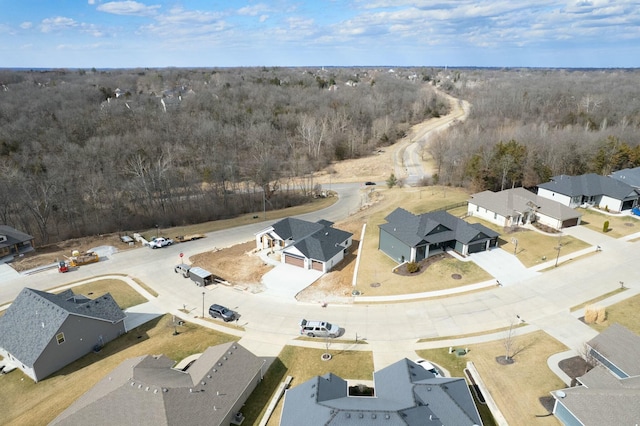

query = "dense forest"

[
  {"left": 0, "top": 67, "right": 448, "bottom": 244},
  {"left": 428, "top": 68, "right": 640, "bottom": 191}
]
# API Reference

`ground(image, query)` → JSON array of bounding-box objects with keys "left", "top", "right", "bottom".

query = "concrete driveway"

[
  {"left": 469, "top": 248, "right": 540, "bottom": 286},
  {"left": 123, "top": 299, "right": 165, "bottom": 331},
  {"left": 260, "top": 263, "right": 323, "bottom": 299}
]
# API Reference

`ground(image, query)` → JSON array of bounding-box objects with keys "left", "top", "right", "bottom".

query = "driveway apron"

[{"left": 469, "top": 248, "right": 540, "bottom": 286}]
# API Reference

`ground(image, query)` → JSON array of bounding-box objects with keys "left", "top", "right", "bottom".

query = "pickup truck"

[{"left": 148, "top": 237, "right": 174, "bottom": 249}]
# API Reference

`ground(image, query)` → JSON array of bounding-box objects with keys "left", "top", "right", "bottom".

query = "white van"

[{"left": 299, "top": 319, "right": 340, "bottom": 338}]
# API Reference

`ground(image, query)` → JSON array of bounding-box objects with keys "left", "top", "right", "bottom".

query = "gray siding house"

[
  {"left": 379, "top": 208, "right": 498, "bottom": 263},
  {"left": 51, "top": 342, "right": 265, "bottom": 426},
  {"left": 551, "top": 324, "right": 640, "bottom": 425},
  {"left": 0, "top": 288, "right": 126, "bottom": 382},
  {"left": 280, "top": 358, "right": 482, "bottom": 425},
  {"left": 255, "top": 217, "right": 353, "bottom": 272}
]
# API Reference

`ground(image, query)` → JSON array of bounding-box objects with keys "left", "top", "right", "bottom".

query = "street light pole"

[{"left": 202, "top": 292, "right": 205, "bottom": 318}]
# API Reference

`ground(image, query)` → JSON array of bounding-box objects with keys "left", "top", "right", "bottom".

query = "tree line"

[
  {"left": 0, "top": 67, "right": 448, "bottom": 244},
  {"left": 428, "top": 68, "right": 640, "bottom": 192}
]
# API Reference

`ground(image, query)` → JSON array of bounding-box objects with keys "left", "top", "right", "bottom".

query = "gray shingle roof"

[
  {"left": 553, "top": 366, "right": 640, "bottom": 426},
  {"left": 538, "top": 173, "right": 638, "bottom": 200},
  {"left": 0, "top": 288, "right": 125, "bottom": 367},
  {"left": 291, "top": 226, "right": 353, "bottom": 262},
  {"left": 587, "top": 323, "right": 640, "bottom": 377},
  {"left": 271, "top": 217, "right": 325, "bottom": 241},
  {"left": 50, "top": 342, "right": 264, "bottom": 426},
  {"left": 610, "top": 167, "right": 640, "bottom": 189},
  {"left": 280, "top": 358, "right": 482, "bottom": 425},
  {"left": 469, "top": 187, "right": 582, "bottom": 222},
  {"left": 0, "top": 225, "right": 34, "bottom": 249},
  {"left": 380, "top": 208, "right": 498, "bottom": 248}
]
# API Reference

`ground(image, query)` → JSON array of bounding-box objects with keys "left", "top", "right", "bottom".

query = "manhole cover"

[
  {"left": 451, "top": 274, "right": 462, "bottom": 280},
  {"left": 370, "top": 282, "right": 381, "bottom": 288}
]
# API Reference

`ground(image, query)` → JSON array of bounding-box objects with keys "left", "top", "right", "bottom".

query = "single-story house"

[
  {"left": 537, "top": 173, "right": 640, "bottom": 212},
  {"left": 551, "top": 324, "right": 640, "bottom": 425},
  {"left": 610, "top": 166, "right": 640, "bottom": 189},
  {"left": 50, "top": 342, "right": 265, "bottom": 426},
  {"left": 280, "top": 358, "right": 482, "bottom": 425},
  {"left": 379, "top": 208, "right": 499, "bottom": 263},
  {"left": 255, "top": 217, "right": 353, "bottom": 273},
  {"left": 0, "top": 225, "right": 35, "bottom": 259},
  {"left": 468, "top": 187, "right": 582, "bottom": 230},
  {"left": 0, "top": 288, "right": 126, "bottom": 382}
]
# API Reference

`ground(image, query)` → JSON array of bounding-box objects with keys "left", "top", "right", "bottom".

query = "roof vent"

[
  {"left": 359, "top": 413, "right": 364, "bottom": 418},
  {"left": 162, "top": 388, "right": 168, "bottom": 393},
  {"left": 223, "top": 356, "right": 227, "bottom": 360},
  {"left": 372, "top": 414, "right": 377, "bottom": 419},
  {"left": 131, "top": 382, "right": 135, "bottom": 386},
  {"left": 385, "top": 414, "right": 390, "bottom": 419},
  {"left": 154, "top": 389, "right": 158, "bottom": 394},
  {"left": 557, "top": 390, "right": 566, "bottom": 398},
  {"left": 345, "top": 413, "right": 351, "bottom": 418},
  {"left": 207, "top": 375, "right": 212, "bottom": 379},
  {"left": 145, "top": 387, "right": 149, "bottom": 391}
]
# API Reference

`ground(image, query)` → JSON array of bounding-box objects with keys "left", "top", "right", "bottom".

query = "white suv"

[{"left": 299, "top": 319, "right": 340, "bottom": 338}]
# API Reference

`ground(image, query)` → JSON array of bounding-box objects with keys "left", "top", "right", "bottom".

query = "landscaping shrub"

[
  {"left": 584, "top": 305, "right": 606, "bottom": 324},
  {"left": 406, "top": 261, "right": 420, "bottom": 273},
  {"left": 603, "top": 220, "right": 609, "bottom": 232}
]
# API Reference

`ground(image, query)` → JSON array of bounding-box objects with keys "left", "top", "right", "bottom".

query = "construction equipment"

[{"left": 68, "top": 250, "right": 100, "bottom": 267}]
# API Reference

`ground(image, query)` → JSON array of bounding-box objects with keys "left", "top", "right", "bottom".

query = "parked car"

[
  {"left": 148, "top": 237, "right": 174, "bottom": 249},
  {"left": 299, "top": 319, "right": 340, "bottom": 338},
  {"left": 174, "top": 263, "right": 191, "bottom": 278},
  {"left": 209, "top": 304, "right": 236, "bottom": 322},
  {"left": 364, "top": 181, "right": 376, "bottom": 186},
  {"left": 414, "top": 358, "right": 443, "bottom": 377}
]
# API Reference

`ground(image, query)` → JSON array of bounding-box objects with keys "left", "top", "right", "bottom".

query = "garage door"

[
  {"left": 284, "top": 254, "right": 304, "bottom": 268},
  {"left": 562, "top": 218, "right": 579, "bottom": 228},
  {"left": 311, "top": 260, "right": 323, "bottom": 271},
  {"left": 468, "top": 242, "right": 486, "bottom": 254}
]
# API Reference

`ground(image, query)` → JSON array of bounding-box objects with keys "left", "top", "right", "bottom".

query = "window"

[{"left": 56, "top": 332, "right": 65, "bottom": 345}]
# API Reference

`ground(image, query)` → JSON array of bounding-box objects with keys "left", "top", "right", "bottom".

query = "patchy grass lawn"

[
  {"left": 240, "top": 346, "right": 374, "bottom": 426},
  {"left": 585, "top": 293, "right": 640, "bottom": 334},
  {"left": 0, "top": 315, "right": 238, "bottom": 426},
  {"left": 578, "top": 208, "right": 640, "bottom": 238},
  {"left": 353, "top": 186, "right": 491, "bottom": 296},
  {"left": 417, "top": 331, "right": 566, "bottom": 426},
  {"left": 56, "top": 278, "right": 148, "bottom": 309}
]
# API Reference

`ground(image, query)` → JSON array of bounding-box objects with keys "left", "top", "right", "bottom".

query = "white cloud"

[
  {"left": 237, "top": 4, "right": 270, "bottom": 17},
  {"left": 97, "top": 1, "right": 160, "bottom": 16},
  {"left": 20, "top": 22, "right": 33, "bottom": 30},
  {"left": 41, "top": 17, "right": 79, "bottom": 33},
  {"left": 259, "top": 15, "right": 269, "bottom": 23}
]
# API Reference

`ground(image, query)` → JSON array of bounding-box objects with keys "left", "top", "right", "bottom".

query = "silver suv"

[
  {"left": 299, "top": 319, "right": 340, "bottom": 338},
  {"left": 174, "top": 263, "right": 191, "bottom": 278},
  {"left": 209, "top": 304, "right": 236, "bottom": 322}
]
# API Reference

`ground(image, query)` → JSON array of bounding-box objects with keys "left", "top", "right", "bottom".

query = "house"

[
  {"left": 280, "top": 358, "right": 482, "bottom": 425},
  {"left": 0, "top": 225, "right": 35, "bottom": 259},
  {"left": 551, "top": 324, "right": 640, "bottom": 425},
  {"left": 0, "top": 288, "right": 126, "bottom": 382},
  {"left": 50, "top": 342, "right": 265, "bottom": 426},
  {"left": 610, "top": 166, "right": 640, "bottom": 189},
  {"left": 255, "top": 217, "right": 353, "bottom": 273},
  {"left": 468, "top": 187, "right": 582, "bottom": 230},
  {"left": 537, "top": 174, "right": 640, "bottom": 212},
  {"left": 379, "top": 208, "right": 499, "bottom": 263}
]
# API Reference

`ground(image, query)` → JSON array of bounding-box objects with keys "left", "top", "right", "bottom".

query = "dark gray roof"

[
  {"left": 280, "top": 358, "right": 482, "bottom": 426},
  {"left": 538, "top": 173, "right": 638, "bottom": 200},
  {"left": 610, "top": 167, "right": 640, "bottom": 189},
  {"left": 587, "top": 323, "right": 640, "bottom": 377},
  {"left": 380, "top": 208, "right": 498, "bottom": 248},
  {"left": 469, "top": 188, "right": 582, "bottom": 222},
  {"left": 0, "top": 288, "right": 125, "bottom": 367},
  {"left": 0, "top": 225, "right": 34, "bottom": 249},
  {"left": 291, "top": 226, "right": 353, "bottom": 262},
  {"left": 271, "top": 217, "right": 325, "bottom": 241},
  {"left": 50, "top": 342, "right": 264, "bottom": 426}
]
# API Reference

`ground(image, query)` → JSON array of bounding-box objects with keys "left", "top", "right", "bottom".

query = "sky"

[{"left": 1, "top": 0, "right": 639, "bottom": 69}]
